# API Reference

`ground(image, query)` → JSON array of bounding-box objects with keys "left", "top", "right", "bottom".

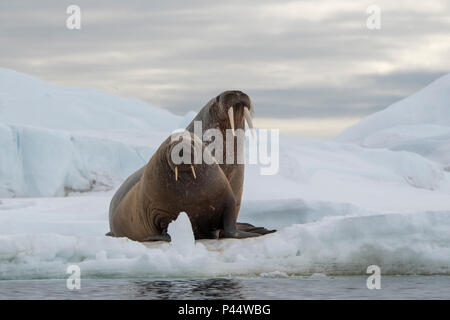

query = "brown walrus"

[
  {"left": 108, "top": 132, "right": 262, "bottom": 241},
  {"left": 186, "top": 90, "right": 255, "bottom": 220},
  {"left": 108, "top": 91, "right": 275, "bottom": 240}
]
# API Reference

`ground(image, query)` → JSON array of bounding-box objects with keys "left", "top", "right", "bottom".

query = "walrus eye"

[
  {"left": 227, "top": 107, "right": 236, "bottom": 136},
  {"left": 244, "top": 107, "right": 255, "bottom": 137}
]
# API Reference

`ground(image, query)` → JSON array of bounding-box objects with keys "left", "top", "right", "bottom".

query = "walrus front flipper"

[
  {"left": 141, "top": 233, "right": 171, "bottom": 242},
  {"left": 105, "top": 231, "right": 114, "bottom": 237},
  {"left": 221, "top": 195, "right": 261, "bottom": 239},
  {"left": 236, "top": 222, "right": 277, "bottom": 235}
]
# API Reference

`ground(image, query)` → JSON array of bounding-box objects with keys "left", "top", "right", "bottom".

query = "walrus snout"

[
  {"left": 227, "top": 103, "right": 254, "bottom": 137},
  {"left": 173, "top": 164, "right": 196, "bottom": 181},
  {"left": 217, "top": 91, "right": 255, "bottom": 137},
  {"left": 169, "top": 158, "right": 197, "bottom": 181},
  {"left": 219, "top": 91, "right": 252, "bottom": 111},
  {"left": 166, "top": 132, "right": 205, "bottom": 181}
]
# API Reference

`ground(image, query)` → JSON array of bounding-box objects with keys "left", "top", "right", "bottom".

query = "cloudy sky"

[{"left": 1, "top": 0, "right": 449, "bottom": 137}]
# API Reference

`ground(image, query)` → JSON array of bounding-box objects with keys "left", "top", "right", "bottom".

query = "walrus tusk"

[
  {"left": 228, "top": 107, "right": 235, "bottom": 136},
  {"left": 175, "top": 166, "right": 178, "bottom": 181},
  {"left": 244, "top": 107, "right": 255, "bottom": 138},
  {"left": 191, "top": 165, "right": 197, "bottom": 179}
]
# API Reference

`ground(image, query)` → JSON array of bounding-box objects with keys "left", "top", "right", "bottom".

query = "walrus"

[
  {"left": 109, "top": 132, "right": 262, "bottom": 241},
  {"left": 186, "top": 90, "right": 255, "bottom": 220},
  {"left": 108, "top": 90, "right": 275, "bottom": 240}
]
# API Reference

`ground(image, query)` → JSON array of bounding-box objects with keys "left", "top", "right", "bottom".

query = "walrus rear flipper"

[
  {"left": 105, "top": 231, "right": 114, "bottom": 237},
  {"left": 236, "top": 222, "right": 277, "bottom": 235}
]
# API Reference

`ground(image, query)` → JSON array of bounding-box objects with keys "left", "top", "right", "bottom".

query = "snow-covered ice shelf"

[{"left": 1, "top": 68, "right": 449, "bottom": 279}]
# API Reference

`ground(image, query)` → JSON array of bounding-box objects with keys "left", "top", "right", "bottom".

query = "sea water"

[{"left": 1, "top": 276, "right": 449, "bottom": 299}]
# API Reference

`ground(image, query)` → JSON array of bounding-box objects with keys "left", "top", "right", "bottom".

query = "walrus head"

[
  {"left": 211, "top": 90, "right": 255, "bottom": 137},
  {"left": 165, "top": 131, "right": 212, "bottom": 181}
]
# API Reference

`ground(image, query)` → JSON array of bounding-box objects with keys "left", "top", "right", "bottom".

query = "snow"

[
  {"left": 0, "top": 68, "right": 450, "bottom": 279},
  {"left": 167, "top": 212, "right": 196, "bottom": 253},
  {"left": 0, "top": 68, "right": 178, "bottom": 132},
  {"left": 0, "top": 68, "right": 182, "bottom": 197},
  {"left": 1, "top": 195, "right": 449, "bottom": 279},
  {"left": 336, "top": 74, "right": 450, "bottom": 168},
  {"left": 0, "top": 124, "right": 159, "bottom": 197}
]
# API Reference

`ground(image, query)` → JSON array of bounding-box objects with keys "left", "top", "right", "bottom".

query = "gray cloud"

[{"left": 1, "top": 0, "right": 449, "bottom": 133}]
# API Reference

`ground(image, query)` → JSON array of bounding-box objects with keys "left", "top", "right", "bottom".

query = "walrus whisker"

[
  {"left": 227, "top": 107, "right": 235, "bottom": 136},
  {"left": 191, "top": 165, "right": 197, "bottom": 179},
  {"left": 175, "top": 166, "right": 178, "bottom": 181},
  {"left": 244, "top": 107, "right": 255, "bottom": 138}
]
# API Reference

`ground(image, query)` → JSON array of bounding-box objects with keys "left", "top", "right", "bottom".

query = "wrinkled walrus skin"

[
  {"left": 109, "top": 133, "right": 261, "bottom": 241},
  {"left": 108, "top": 91, "right": 275, "bottom": 241}
]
